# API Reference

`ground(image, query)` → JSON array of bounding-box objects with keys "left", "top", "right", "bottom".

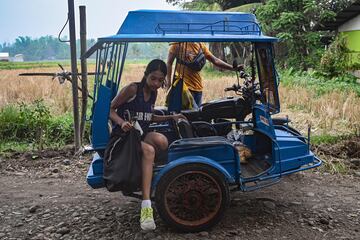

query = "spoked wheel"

[{"left": 155, "top": 164, "right": 229, "bottom": 232}]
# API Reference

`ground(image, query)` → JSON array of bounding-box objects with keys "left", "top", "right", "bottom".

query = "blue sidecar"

[{"left": 82, "top": 10, "right": 322, "bottom": 232}]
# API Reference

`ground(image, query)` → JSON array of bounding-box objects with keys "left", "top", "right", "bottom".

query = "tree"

[
  {"left": 1, "top": 36, "right": 97, "bottom": 61},
  {"left": 255, "top": 0, "right": 352, "bottom": 70},
  {"left": 166, "top": 0, "right": 261, "bottom": 10},
  {"left": 166, "top": 0, "right": 262, "bottom": 68},
  {"left": 130, "top": 44, "right": 141, "bottom": 59}
]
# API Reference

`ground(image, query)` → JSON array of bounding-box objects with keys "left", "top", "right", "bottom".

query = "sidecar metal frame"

[{"left": 83, "top": 9, "right": 321, "bottom": 193}]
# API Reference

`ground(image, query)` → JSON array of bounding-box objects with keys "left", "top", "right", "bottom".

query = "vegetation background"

[{"left": 0, "top": 0, "right": 359, "bottom": 175}]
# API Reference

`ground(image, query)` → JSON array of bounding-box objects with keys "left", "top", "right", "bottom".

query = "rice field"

[{"left": 1, "top": 63, "right": 359, "bottom": 136}]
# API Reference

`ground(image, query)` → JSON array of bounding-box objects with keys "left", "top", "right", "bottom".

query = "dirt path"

[{"left": 0, "top": 150, "right": 359, "bottom": 240}]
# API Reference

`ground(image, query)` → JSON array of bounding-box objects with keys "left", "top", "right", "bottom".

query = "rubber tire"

[{"left": 155, "top": 163, "right": 230, "bottom": 232}]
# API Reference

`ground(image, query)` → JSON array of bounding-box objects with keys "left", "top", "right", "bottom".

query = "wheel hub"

[
  {"left": 164, "top": 170, "right": 222, "bottom": 226},
  {"left": 184, "top": 190, "right": 202, "bottom": 210}
]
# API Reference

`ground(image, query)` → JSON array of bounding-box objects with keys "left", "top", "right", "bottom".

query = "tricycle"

[{"left": 83, "top": 10, "right": 322, "bottom": 232}]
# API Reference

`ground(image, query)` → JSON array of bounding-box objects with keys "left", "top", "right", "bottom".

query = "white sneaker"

[{"left": 140, "top": 207, "right": 156, "bottom": 230}]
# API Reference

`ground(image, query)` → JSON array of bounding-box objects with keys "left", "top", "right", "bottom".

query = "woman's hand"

[
  {"left": 121, "top": 121, "right": 133, "bottom": 132},
  {"left": 172, "top": 113, "right": 187, "bottom": 122}
]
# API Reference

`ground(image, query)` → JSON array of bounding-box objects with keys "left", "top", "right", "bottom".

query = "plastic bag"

[
  {"left": 166, "top": 78, "right": 197, "bottom": 111},
  {"left": 103, "top": 127, "right": 142, "bottom": 192}
]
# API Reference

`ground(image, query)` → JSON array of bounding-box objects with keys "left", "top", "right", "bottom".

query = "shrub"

[
  {"left": 18, "top": 100, "right": 51, "bottom": 149},
  {"left": 0, "top": 100, "right": 75, "bottom": 150},
  {"left": 280, "top": 68, "right": 360, "bottom": 97},
  {"left": 319, "top": 35, "right": 350, "bottom": 77},
  {"left": 0, "top": 105, "right": 27, "bottom": 141},
  {"left": 47, "top": 114, "right": 74, "bottom": 146}
]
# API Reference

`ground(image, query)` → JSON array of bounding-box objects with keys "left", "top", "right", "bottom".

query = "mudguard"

[{"left": 152, "top": 156, "right": 235, "bottom": 190}]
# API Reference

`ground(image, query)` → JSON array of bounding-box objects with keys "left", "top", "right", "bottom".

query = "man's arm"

[
  {"left": 152, "top": 113, "right": 186, "bottom": 123},
  {"left": 206, "top": 53, "right": 236, "bottom": 71}
]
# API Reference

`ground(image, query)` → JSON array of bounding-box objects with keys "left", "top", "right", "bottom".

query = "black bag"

[
  {"left": 177, "top": 48, "right": 206, "bottom": 72},
  {"left": 103, "top": 127, "right": 142, "bottom": 192}
]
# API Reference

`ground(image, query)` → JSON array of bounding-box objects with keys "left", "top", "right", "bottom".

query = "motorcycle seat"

[
  {"left": 154, "top": 106, "right": 169, "bottom": 116},
  {"left": 176, "top": 119, "right": 194, "bottom": 138},
  {"left": 181, "top": 109, "right": 204, "bottom": 121}
]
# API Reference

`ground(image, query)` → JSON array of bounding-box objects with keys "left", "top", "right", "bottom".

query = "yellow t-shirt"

[{"left": 169, "top": 42, "right": 212, "bottom": 92}]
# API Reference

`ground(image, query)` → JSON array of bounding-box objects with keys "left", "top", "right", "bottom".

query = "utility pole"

[
  {"left": 79, "top": 5, "right": 88, "bottom": 143},
  {"left": 67, "top": 0, "right": 81, "bottom": 151}
]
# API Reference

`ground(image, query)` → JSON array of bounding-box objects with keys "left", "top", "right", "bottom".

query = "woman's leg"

[
  {"left": 140, "top": 141, "right": 156, "bottom": 230},
  {"left": 141, "top": 142, "right": 155, "bottom": 200},
  {"left": 139, "top": 133, "right": 168, "bottom": 231},
  {"left": 140, "top": 132, "right": 168, "bottom": 201},
  {"left": 143, "top": 132, "right": 168, "bottom": 152}
]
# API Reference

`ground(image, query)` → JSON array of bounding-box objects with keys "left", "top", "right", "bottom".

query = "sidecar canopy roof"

[{"left": 83, "top": 10, "right": 278, "bottom": 58}]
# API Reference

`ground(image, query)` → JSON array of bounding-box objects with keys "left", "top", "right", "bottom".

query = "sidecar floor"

[{"left": 240, "top": 156, "right": 271, "bottom": 178}]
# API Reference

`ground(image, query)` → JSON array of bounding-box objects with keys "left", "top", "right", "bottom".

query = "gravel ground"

[{"left": 0, "top": 145, "right": 359, "bottom": 240}]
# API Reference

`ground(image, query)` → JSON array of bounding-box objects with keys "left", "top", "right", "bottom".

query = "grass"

[
  {"left": 0, "top": 102, "right": 76, "bottom": 153},
  {"left": 1, "top": 62, "right": 359, "bottom": 135},
  {"left": 279, "top": 85, "right": 360, "bottom": 135},
  {"left": 0, "top": 60, "right": 97, "bottom": 70},
  {"left": 322, "top": 158, "right": 349, "bottom": 174},
  {"left": 0, "top": 62, "right": 359, "bottom": 176},
  {"left": 280, "top": 68, "right": 360, "bottom": 97},
  {"left": 311, "top": 134, "right": 346, "bottom": 145},
  {"left": 1, "top": 62, "right": 360, "bottom": 154},
  {"left": 311, "top": 133, "right": 359, "bottom": 174},
  {"left": 310, "top": 133, "right": 359, "bottom": 145},
  {"left": 0, "top": 61, "right": 71, "bottom": 70},
  {"left": 0, "top": 141, "right": 33, "bottom": 155}
]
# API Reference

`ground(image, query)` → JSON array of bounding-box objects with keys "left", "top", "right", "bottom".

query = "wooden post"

[
  {"left": 79, "top": 5, "right": 88, "bottom": 143},
  {"left": 67, "top": 0, "right": 81, "bottom": 150}
]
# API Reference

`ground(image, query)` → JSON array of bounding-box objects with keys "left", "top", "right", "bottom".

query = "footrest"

[{"left": 86, "top": 153, "right": 105, "bottom": 189}]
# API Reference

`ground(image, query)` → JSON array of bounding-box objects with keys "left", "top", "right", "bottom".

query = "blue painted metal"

[
  {"left": 252, "top": 104, "right": 276, "bottom": 139},
  {"left": 116, "top": 42, "right": 128, "bottom": 95},
  {"left": 275, "top": 128, "right": 315, "bottom": 172},
  {"left": 255, "top": 42, "right": 280, "bottom": 113},
  {"left": 99, "top": 33, "right": 278, "bottom": 43},
  {"left": 83, "top": 9, "right": 322, "bottom": 198},
  {"left": 109, "top": 10, "right": 277, "bottom": 42},
  {"left": 90, "top": 42, "right": 128, "bottom": 150},
  {"left": 168, "top": 136, "right": 240, "bottom": 181},
  {"left": 241, "top": 177, "right": 281, "bottom": 192},
  {"left": 119, "top": 10, "right": 261, "bottom": 35},
  {"left": 278, "top": 155, "right": 322, "bottom": 175},
  {"left": 82, "top": 10, "right": 278, "bottom": 58},
  {"left": 242, "top": 156, "right": 322, "bottom": 191},
  {"left": 91, "top": 85, "right": 111, "bottom": 150},
  {"left": 152, "top": 156, "right": 236, "bottom": 190},
  {"left": 87, "top": 153, "right": 105, "bottom": 188}
]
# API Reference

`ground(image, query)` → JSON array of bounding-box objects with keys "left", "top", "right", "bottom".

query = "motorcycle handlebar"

[
  {"left": 239, "top": 71, "right": 249, "bottom": 78},
  {"left": 224, "top": 84, "right": 241, "bottom": 92},
  {"left": 224, "top": 87, "right": 234, "bottom": 92}
]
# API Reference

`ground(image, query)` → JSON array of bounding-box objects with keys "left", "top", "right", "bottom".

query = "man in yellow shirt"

[{"left": 166, "top": 42, "right": 242, "bottom": 107}]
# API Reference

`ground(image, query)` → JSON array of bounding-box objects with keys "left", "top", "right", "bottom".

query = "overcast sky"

[{"left": 0, "top": 0, "right": 178, "bottom": 44}]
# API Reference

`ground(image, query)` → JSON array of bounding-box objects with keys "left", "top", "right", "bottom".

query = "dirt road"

[{"left": 0, "top": 149, "right": 359, "bottom": 240}]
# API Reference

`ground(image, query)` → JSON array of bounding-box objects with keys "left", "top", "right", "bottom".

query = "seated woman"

[{"left": 109, "top": 59, "right": 185, "bottom": 231}]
